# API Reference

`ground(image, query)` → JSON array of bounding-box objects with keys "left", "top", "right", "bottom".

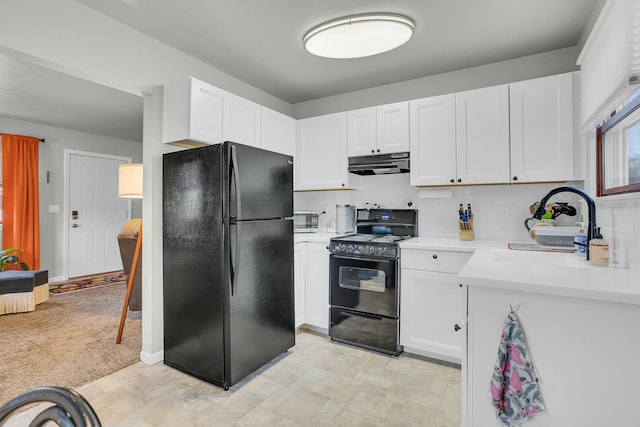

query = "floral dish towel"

[{"left": 490, "top": 310, "right": 545, "bottom": 426}]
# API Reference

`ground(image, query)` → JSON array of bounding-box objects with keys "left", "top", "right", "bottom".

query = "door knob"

[{"left": 72, "top": 223, "right": 79, "bottom": 228}]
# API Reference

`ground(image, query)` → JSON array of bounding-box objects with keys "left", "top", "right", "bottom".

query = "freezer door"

[
  {"left": 224, "top": 142, "right": 293, "bottom": 221},
  {"left": 224, "top": 218, "right": 294, "bottom": 387}
]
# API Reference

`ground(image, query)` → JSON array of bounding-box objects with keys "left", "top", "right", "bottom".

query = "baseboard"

[
  {"left": 140, "top": 349, "right": 164, "bottom": 365},
  {"left": 49, "top": 275, "right": 65, "bottom": 283}
]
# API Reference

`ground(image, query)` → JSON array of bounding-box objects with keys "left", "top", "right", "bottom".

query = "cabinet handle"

[
  {"left": 371, "top": 149, "right": 375, "bottom": 153},
  {"left": 454, "top": 323, "right": 462, "bottom": 332},
  {"left": 457, "top": 178, "right": 462, "bottom": 183},
  {"left": 341, "top": 183, "right": 345, "bottom": 187},
  {"left": 450, "top": 179, "right": 455, "bottom": 183},
  {"left": 459, "top": 283, "right": 462, "bottom": 288},
  {"left": 432, "top": 254, "right": 438, "bottom": 259},
  {"left": 377, "top": 149, "right": 380, "bottom": 153},
  {"left": 513, "top": 176, "right": 518, "bottom": 181}
]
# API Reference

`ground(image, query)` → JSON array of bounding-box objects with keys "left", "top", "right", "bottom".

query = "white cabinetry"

[
  {"left": 410, "top": 85, "right": 510, "bottom": 186},
  {"left": 163, "top": 76, "right": 261, "bottom": 148},
  {"left": 409, "top": 94, "right": 457, "bottom": 186},
  {"left": 225, "top": 94, "right": 261, "bottom": 148},
  {"left": 348, "top": 102, "right": 409, "bottom": 157},
  {"left": 303, "top": 242, "right": 330, "bottom": 331},
  {"left": 464, "top": 284, "right": 640, "bottom": 427},
  {"left": 296, "top": 113, "right": 349, "bottom": 191},
  {"left": 455, "top": 85, "right": 510, "bottom": 185},
  {"left": 509, "top": 72, "right": 574, "bottom": 183},
  {"left": 261, "top": 106, "right": 295, "bottom": 156},
  {"left": 294, "top": 242, "right": 306, "bottom": 328},
  {"left": 400, "top": 248, "right": 471, "bottom": 363}
]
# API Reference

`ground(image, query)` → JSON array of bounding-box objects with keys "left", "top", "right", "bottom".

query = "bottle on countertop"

[
  {"left": 574, "top": 222, "right": 587, "bottom": 258},
  {"left": 589, "top": 227, "right": 609, "bottom": 266}
]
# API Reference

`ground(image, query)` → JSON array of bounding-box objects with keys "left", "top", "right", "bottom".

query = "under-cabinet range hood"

[{"left": 348, "top": 152, "right": 410, "bottom": 175}]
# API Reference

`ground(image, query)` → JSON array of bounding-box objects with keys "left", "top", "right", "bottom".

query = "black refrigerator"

[{"left": 162, "top": 141, "right": 294, "bottom": 390}]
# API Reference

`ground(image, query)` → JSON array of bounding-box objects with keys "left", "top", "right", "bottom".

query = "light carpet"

[{"left": 0, "top": 282, "right": 141, "bottom": 404}]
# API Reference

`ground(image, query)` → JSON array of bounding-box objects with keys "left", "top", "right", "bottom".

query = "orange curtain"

[{"left": 2, "top": 134, "right": 40, "bottom": 270}]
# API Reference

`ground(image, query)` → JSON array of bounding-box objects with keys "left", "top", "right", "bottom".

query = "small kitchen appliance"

[
  {"left": 293, "top": 211, "right": 319, "bottom": 233},
  {"left": 328, "top": 208, "right": 417, "bottom": 356},
  {"left": 335, "top": 204, "right": 356, "bottom": 234}
]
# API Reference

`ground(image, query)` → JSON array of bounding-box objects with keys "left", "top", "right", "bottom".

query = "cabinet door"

[
  {"left": 409, "top": 94, "right": 457, "bottom": 186},
  {"left": 347, "top": 107, "right": 377, "bottom": 157},
  {"left": 400, "top": 269, "right": 464, "bottom": 362},
  {"left": 296, "top": 113, "right": 349, "bottom": 190},
  {"left": 225, "top": 93, "right": 262, "bottom": 148},
  {"left": 262, "top": 107, "right": 295, "bottom": 156},
  {"left": 377, "top": 102, "right": 409, "bottom": 154},
  {"left": 294, "top": 242, "right": 306, "bottom": 328},
  {"left": 163, "top": 77, "right": 225, "bottom": 145},
  {"left": 510, "top": 73, "right": 574, "bottom": 183},
  {"left": 456, "top": 85, "right": 510, "bottom": 185},
  {"left": 304, "top": 242, "right": 330, "bottom": 331}
]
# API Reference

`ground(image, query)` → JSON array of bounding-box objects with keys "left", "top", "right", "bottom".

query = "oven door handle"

[
  {"left": 339, "top": 310, "right": 383, "bottom": 321},
  {"left": 331, "top": 255, "right": 392, "bottom": 263}
]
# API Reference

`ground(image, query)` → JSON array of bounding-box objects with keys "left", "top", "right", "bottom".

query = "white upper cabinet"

[
  {"left": 348, "top": 102, "right": 409, "bottom": 157},
  {"left": 296, "top": 113, "right": 349, "bottom": 191},
  {"left": 455, "top": 85, "right": 511, "bottom": 185},
  {"left": 410, "top": 86, "right": 510, "bottom": 186},
  {"left": 163, "top": 77, "right": 226, "bottom": 146},
  {"left": 225, "top": 94, "right": 262, "bottom": 148},
  {"left": 163, "top": 76, "right": 261, "bottom": 148},
  {"left": 409, "top": 94, "right": 457, "bottom": 186},
  {"left": 347, "top": 107, "right": 377, "bottom": 157},
  {"left": 509, "top": 73, "right": 574, "bottom": 183},
  {"left": 261, "top": 106, "right": 295, "bottom": 156}
]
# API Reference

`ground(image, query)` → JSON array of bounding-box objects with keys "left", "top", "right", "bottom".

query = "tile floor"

[{"left": 6, "top": 331, "right": 461, "bottom": 426}]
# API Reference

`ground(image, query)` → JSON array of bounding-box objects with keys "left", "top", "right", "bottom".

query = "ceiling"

[{"left": 0, "top": 0, "right": 603, "bottom": 142}]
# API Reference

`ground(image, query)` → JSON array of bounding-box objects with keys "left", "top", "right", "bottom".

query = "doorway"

[{"left": 65, "top": 150, "right": 132, "bottom": 279}]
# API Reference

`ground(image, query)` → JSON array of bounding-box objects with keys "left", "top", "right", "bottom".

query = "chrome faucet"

[{"left": 533, "top": 186, "right": 597, "bottom": 260}]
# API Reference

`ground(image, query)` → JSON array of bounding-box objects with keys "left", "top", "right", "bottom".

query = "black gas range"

[{"left": 328, "top": 209, "right": 418, "bottom": 356}]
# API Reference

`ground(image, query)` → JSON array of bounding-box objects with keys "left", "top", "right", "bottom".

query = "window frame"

[{"left": 597, "top": 93, "right": 640, "bottom": 196}]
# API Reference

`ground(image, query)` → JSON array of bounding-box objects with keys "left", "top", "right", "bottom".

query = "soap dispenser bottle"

[
  {"left": 574, "top": 222, "right": 587, "bottom": 258},
  {"left": 589, "top": 227, "right": 609, "bottom": 266}
]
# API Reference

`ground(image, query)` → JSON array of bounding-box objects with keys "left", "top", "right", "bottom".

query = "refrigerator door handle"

[
  {"left": 230, "top": 144, "right": 241, "bottom": 220},
  {"left": 229, "top": 222, "right": 241, "bottom": 296}
]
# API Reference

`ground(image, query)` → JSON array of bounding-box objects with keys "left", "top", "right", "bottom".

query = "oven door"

[{"left": 329, "top": 254, "right": 398, "bottom": 317}]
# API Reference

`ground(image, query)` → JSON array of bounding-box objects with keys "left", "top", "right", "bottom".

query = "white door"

[{"left": 68, "top": 152, "right": 129, "bottom": 277}]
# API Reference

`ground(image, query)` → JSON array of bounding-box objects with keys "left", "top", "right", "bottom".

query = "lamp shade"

[{"left": 118, "top": 164, "right": 143, "bottom": 198}]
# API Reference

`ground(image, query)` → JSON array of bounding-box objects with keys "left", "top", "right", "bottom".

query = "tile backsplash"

[
  {"left": 294, "top": 174, "right": 583, "bottom": 243},
  {"left": 295, "top": 174, "right": 640, "bottom": 268},
  {"left": 595, "top": 195, "right": 640, "bottom": 269}
]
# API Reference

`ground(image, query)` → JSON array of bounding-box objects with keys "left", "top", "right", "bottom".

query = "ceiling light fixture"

[{"left": 303, "top": 13, "right": 415, "bottom": 59}]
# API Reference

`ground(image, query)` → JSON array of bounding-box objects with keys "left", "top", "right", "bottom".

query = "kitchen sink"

[{"left": 491, "top": 249, "right": 590, "bottom": 269}]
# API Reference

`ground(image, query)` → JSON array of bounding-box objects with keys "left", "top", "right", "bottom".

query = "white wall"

[
  {"left": 0, "top": 117, "right": 143, "bottom": 279},
  {"left": 295, "top": 174, "right": 581, "bottom": 242},
  {"left": 293, "top": 47, "right": 580, "bottom": 119}
]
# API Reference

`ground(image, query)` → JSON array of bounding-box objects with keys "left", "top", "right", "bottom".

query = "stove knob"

[
  {"left": 356, "top": 245, "right": 364, "bottom": 254},
  {"left": 339, "top": 244, "right": 346, "bottom": 252},
  {"left": 366, "top": 246, "right": 375, "bottom": 255},
  {"left": 347, "top": 245, "right": 354, "bottom": 253},
  {"left": 375, "top": 246, "right": 384, "bottom": 256}
]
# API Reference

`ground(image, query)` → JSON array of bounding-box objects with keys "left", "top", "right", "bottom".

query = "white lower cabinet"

[
  {"left": 303, "top": 242, "right": 330, "bottom": 331},
  {"left": 294, "top": 242, "right": 306, "bottom": 328},
  {"left": 400, "top": 248, "right": 471, "bottom": 363}
]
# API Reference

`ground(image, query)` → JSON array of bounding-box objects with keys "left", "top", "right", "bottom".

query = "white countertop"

[
  {"left": 459, "top": 246, "right": 640, "bottom": 306},
  {"left": 294, "top": 232, "right": 346, "bottom": 243},
  {"left": 400, "top": 237, "right": 640, "bottom": 306}
]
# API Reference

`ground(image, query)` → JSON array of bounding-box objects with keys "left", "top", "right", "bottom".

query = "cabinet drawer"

[{"left": 401, "top": 249, "right": 471, "bottom": 273}]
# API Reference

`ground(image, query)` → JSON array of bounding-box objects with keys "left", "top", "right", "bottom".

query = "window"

[{"left": 597, "top": 89, "right": 640, "bottom": 196}]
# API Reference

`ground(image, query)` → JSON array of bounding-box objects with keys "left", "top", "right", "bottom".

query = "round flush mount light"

[{"left": 303, "top": 13, "right": 415, "bottom": 59}]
